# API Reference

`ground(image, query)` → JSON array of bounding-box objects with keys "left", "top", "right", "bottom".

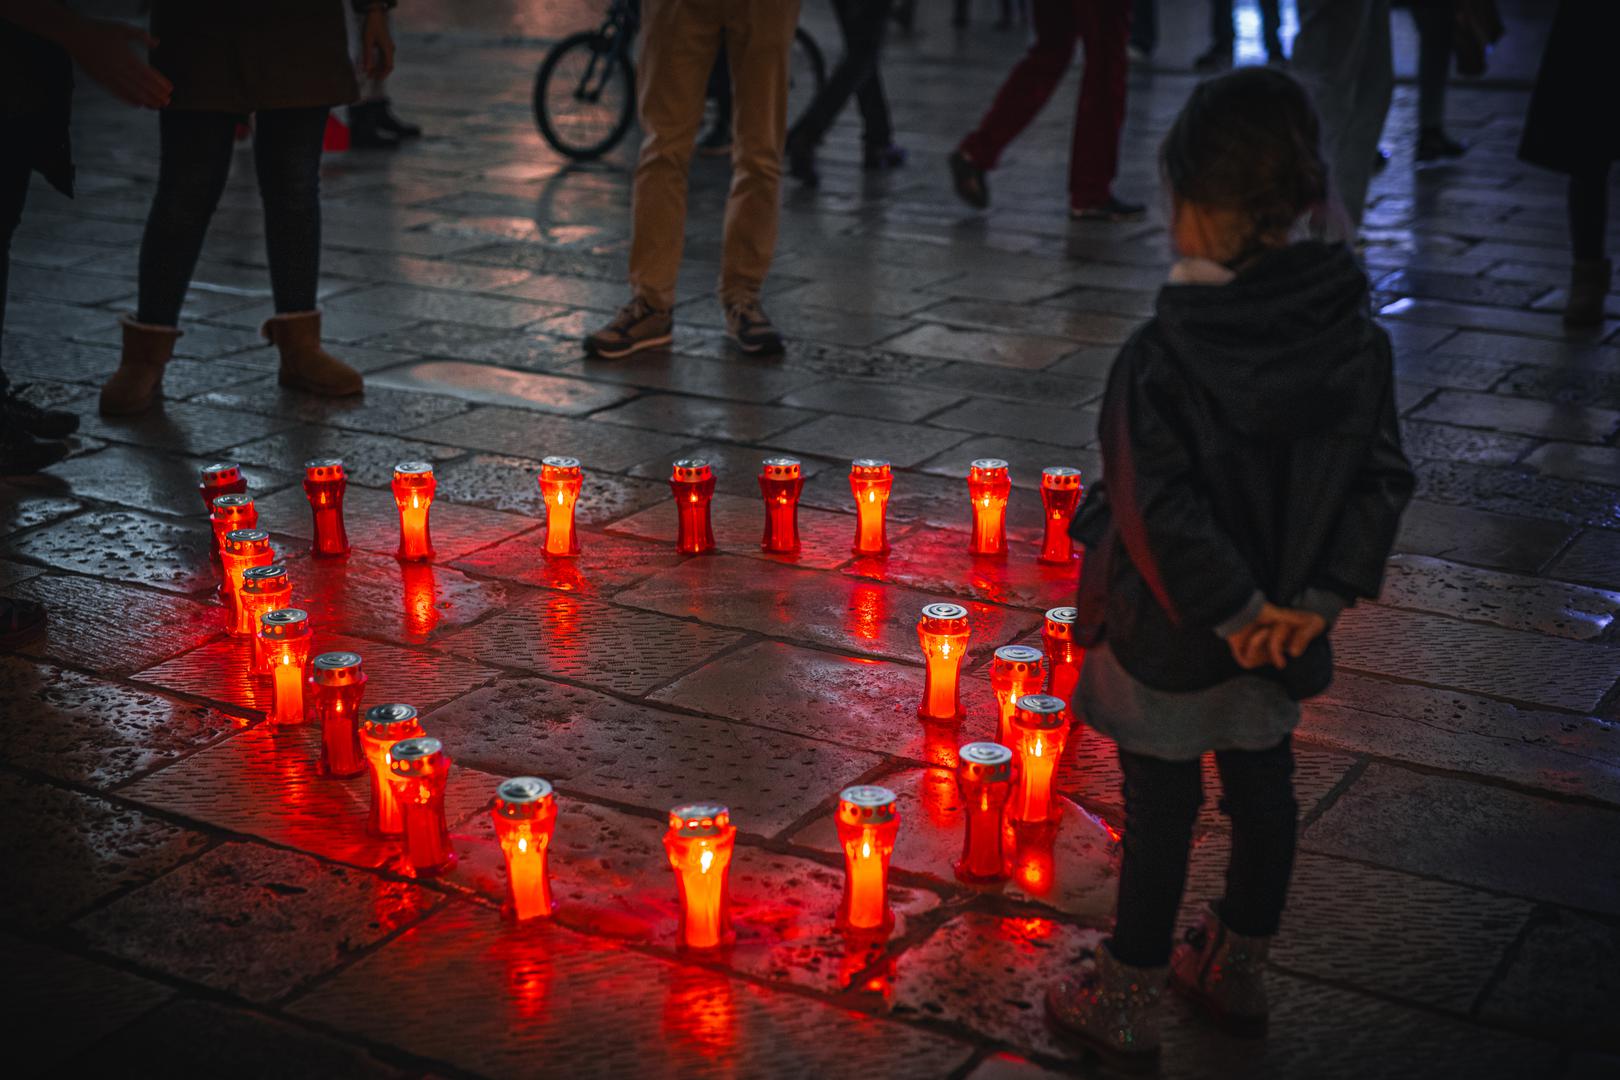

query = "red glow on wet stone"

[
  {"left": 1038, "top": 466, "right": 1083, "bottom": 564},
  {"left": 662, "top": 966, "right": 739, "bottom": 1058},
  {"left": 399, "top": 562, "right": 440, "bottom": 639},
  {"left": 538, "top": 456, "right": 583, "bottom": 558},
  {"left": 836, "top": 785, "right": 899, "bottom": 932},
  {"left": 304, "top": 458, "right": 351, "bottom": 558},
  {"left": 669, "top": 459, "right": 716, "bottom": 555},
  {"left": 846, "top": 582, "right": 888, "bottom": 645},
  {"left": 665, "top": 803, "right": 735, "bottom": 950},
  {"left": 967, "top": 459, "right": 1011, "bottom": 557},
  {"left": 391, "top": 461, "right": 437, "bottom": 563},
  {"left": 917, "top": 602, "right": 970, "bottom": 722},
  {"left": 1011, "top": 822, "right": 1059, "bottom": 899},
  {"left": 759, "top": 457, "right": 803, "bottom": 554}
]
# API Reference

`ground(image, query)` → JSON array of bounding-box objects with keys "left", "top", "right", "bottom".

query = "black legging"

[
  {"left": 0, "top": 122, "right": 30, "bottom": 394},
  {"left": 136, "top": 106, "right": 328, "bottom": 327},
  {"left": 1109, "top": 736, "right": 1298, "bottom": 968},
  {"left": 1570, "top": 166, "right": 1610, "bottom": 262},
  {"left": 790, "top": 0, "right": 896, "bottom": 152}
]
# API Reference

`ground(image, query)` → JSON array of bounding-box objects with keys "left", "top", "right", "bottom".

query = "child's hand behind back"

[{"left": 1226, "top": 603, "right": 1327, "bottom": 670}]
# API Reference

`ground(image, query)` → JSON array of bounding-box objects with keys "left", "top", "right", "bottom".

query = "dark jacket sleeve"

[
  {"left": 1313, "top": 375, "right": 1415, "bottom": 601},
  {"left": 1100, "top": 350, "right": 1261, "bottom": 631}
]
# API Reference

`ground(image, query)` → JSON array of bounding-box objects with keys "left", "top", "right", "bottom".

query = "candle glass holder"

[
  {"left": 259, "top": 608, "right": 312, "bottom": 726},
  {"left": 664, "top": 803, "right": 735, "bottom": 949},
  {"left": 670, "top": 459, "right": 716, "bottom": 555},
  {"left": 967, "top": 459, "right": 1012, "bottom": 557},
  {"left": 758, "top": 457, "right": 803, "bottom": 554},
  {"left": 199, "top": 463, "right": 246, "bottom": 557},
  {"left": 836, "top": 785, "right": 899, "bottom": 931},
  {"left": 310, "top": 651, "right": 366, "bottom": 777},
  {"left": 990, "top": 644, "right": 1046, "bottom": 747},
  {"left": 360, "top": 703, "right": 425, "bottom": 835},
  {"left": 538, "top": 456, "right": 583, "bottom": 557},
  {"left": 304, "top": 458, "right": 351, "bottom": 558},
  {"left": 211, "top": 494, "right": 257, "bottom": 574},
  {"left": 392, "top": 461, "right": 436, "bottom": 562},
  {"left": 1038, "top": 467, "right": 1083, "bottom": 565},
  {"left": 388, "top": 736, "right": 454, "bottom": 874},
  {"left": 220, "top": 528, "right": 274, "bottom": 636},
  {"left": 1008, "top": 694, "right": 1069, "bottom": 824},
  {"left": 848, "top": 458, "right": 893, "bottom": 555},
  {"left": 492, "top": 776, "right": 558, "bottom": 920},
  {"left": 240, "top": 564, "right": 292, "bottom": 673},
  {"left": 917, "top": 602, "right": 970, "bottom": 722},
  {"left": 1042, "top": 606, "right": 1082, "bottom": 716},
  {"left": 955, "top": 741, "right": 1014, "bottom": 883}
]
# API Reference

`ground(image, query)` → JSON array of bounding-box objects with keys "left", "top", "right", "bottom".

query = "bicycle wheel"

[
  {"left": 534, "top": 30, "right": 637, "bottom": 162},
  {"left": 789, "top": 28, "right": 827, "bottom": 123}
]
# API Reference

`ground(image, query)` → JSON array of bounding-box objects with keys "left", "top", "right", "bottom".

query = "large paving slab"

[
  {"left": 281, "top": 550, "right": 510, "bottom": 645},
  {"left": 8, "top": 507, "right": 220, "bottom": 595},
  {"left": 450, "top": 526, "right": 688, "bottom": 596},
  {"left": 3, "top": 935, "right": 175, "bottom": 1074},
  {"left": 407, "top": 404, "right": 690, "bottom": 471},
  {"left": 1480, "top": 907, "right": 1620, "bottom": 1046},
  {"left": 1374, "top": 554, "right": 1620, "bottom": 640},
  {"left": 608, "top": 490, "right": 863, "bottom": 570},
  {"left": 252, "top": 482, "right": 532, "bottom": 563},
  {"left": 8, "top": 573, "right": 222, "bottom": 676},
  {"left": 432, "top": 452, "right": 668, "bottom": 522}
]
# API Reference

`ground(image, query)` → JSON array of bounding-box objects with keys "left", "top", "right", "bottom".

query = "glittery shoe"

[
  {"left": 1170, "top": 902, "right": 1272, "bottom": 1037},
  {"left": 1045, "top": 941, "right": 1166, "bottom": 1073}
]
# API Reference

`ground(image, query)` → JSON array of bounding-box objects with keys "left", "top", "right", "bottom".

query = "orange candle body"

[
  {"left": 990, "top": 644, "right": 1046, "bottom": 747},
  {"left": 492, "top": 776, "right": 558, "bottom": 921},
  {"left": 917, "top": 602, "right": 971, "bottom": 722},
  {"left": 240, "top": 565, "right": 292, "bottom": 672},
  {"left": 1038, "top": 467, "right": 1083, "bottom": 564},
  {"left": 955, "top": 741, "right": 1014, "bottom": 883},
  {"left": 538, "top": 456, "right": 583, "bottom": 557},
  {"left": 670, "top": 459, "right": 716, "bottom": 555},
  {"left": 836, "top": 785, "right": 899, "bottom": 931},
  {"left": 220, "top": 529, "right": 274, "bottom": 636},
  {"left": 388, "top": 737, "right": 454, "bottom": 874},
  {"left": 967, "top": 459, "right": 1011, "bottom": 557},
  {"left": 259, "top": 608, "right": 312, "bottom": 726},
  {"left": 210, "top": 493, "right": 257, "bottom": 569},
  {"left": 392, "top": 462, "right": 436, "bottom": 562},
  {"left": 360, "top": 704, "right": 425, "bottom": 835},
  {"left": 664, "top": 803, "right": 735, "bottom": 950},
  {"left": 1042, "top": 606, "right": 1082, "bottom": 715},
  {"left": 199, "top": 464, "right": 247, "bottom": 557},
  {"left": 304, "top": 458, "right": 351, "bottom": 558},
  {"left": 759, "top": 457, "right": 803, "bottom": 554},
  {"left": 310, "top": 652, "right": 366, "bottom": 777},
  {"left": 848, "top": 458, "right": 892, "bottom": 555},
  {"left": 1009, "top": 694, "right": 1069, "bottom": 824}
]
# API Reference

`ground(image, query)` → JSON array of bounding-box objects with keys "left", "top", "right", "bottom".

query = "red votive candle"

[
  {"left": 199, "top": 463, "right": 247, "bottom": 557},
  {"left": 392, "top": 461, "right": 436, "bottom": 562},
  {"left": 310, "top": 651, "right": 366, "bottom": 778},
  {"left": 388, "top": 736, "right": 454, "bottom": 874},
  {"left": 220, "top": 528, "right": 273, "bottom": 636},
  {"left": 258, "top": 608, "right": 312, "bottom": 726},
  {"left": 303, "top": 458, "right": 350, "bottom": 558},
  {"left": 917, "top": 602, "right": 971, "bottom": 722},
  {"left": 210, "top": 494, "right": 257, "bottom": 572},
  {"left": 967, "top": 458, "right": 1011, "bottom": 557},
  {"left": 1038, "top": 467, "right": 1083, "bottom": 564},
  {"left": 670, "top": 458, "right": 716, "bottom": 555},
  {"left": 538, "top": 456, "right": 583, "bottom": 557},
  {"left": 1009, "top": 694, "right": 1069, "bottom": 824},
  {"left": 360, "top": 703, "right": 425, "bottom": 836},
  {"left": 1042, "top": 605, "right": 1082, "bottom": 716},
  {"left": 759, "top": 457, "right": 803, "bottom": 554},
  {"left": 849, "top": 458, "right": 892, "bottom": 555},
  {"left": 492, "top": 776, "right": 558, "bottom": 921},
  {"left": 664, "top": 803, "right": 735, "bottom": 950},
  {"left": 240, "top": 564, "right": 292, "bottom": 672},
  {"left": 990, "top": 644, "right": 1046, "bottom": 747},
  {"left": 836, "top": 785, "right": 899, "bottom": 932},
  {"left": 955, "top": 741, "right": 1014, "bottom": 883}
]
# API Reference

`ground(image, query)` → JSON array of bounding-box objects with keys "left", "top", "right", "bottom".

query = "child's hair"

[{"left": 1160, "top": 67, "right": 1329, "bottom": 250}]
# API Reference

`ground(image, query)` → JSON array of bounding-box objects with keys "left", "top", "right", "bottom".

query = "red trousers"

[{"left": 957, "top": 0, "right": 1131, "bottom": 207}]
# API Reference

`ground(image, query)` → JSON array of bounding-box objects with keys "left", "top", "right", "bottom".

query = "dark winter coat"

[
  {"left": 1519, "top": 0, "right": 1620, "bottom": 174},
  {"left": 150, "top": 0, "right": 387, "bottom": 114},
  {"left": 1070, "top": 242, "right": 1414, "bottom": 700},
  {"left": 2, "top": 24, "right": 74, "bottom": 195}
]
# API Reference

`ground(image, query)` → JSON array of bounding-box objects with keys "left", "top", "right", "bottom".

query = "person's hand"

[
  {"left": 63, "top": 18, "right": 171, "bottom": 109},
  {"left": 360, "top": 6, "right": 395, "bottom": 81},
  {"left": 1225, "top": 603, "right": 1327, "bottom": 670}
]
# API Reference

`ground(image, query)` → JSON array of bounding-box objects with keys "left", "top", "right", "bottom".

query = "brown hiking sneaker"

[{"left": 585, "top": 298, "right": 674, "bottom": 359}]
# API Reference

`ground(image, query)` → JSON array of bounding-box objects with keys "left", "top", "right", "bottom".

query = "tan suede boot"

[
  {"left": 262, "top": 311, "right": 363, "bottom": 397},
  {"left": 100, "top": 317, "right": 181, "bottom": 416}
]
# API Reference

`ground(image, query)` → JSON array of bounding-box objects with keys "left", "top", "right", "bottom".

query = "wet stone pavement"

[{"left": 4, "top": 1, "right": 1620, "bottom": 1077}]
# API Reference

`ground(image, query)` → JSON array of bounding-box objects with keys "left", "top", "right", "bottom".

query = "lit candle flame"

[{"left": 699, "top": 848, "right": 714, "bottom": 873}]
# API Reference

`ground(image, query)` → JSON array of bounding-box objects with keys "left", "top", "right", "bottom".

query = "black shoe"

[
  {"left": 1193, "top": 45, "right": 1233, "bottom": 72},
  {"left": 696, "top": 121, "right": 732, "bottom": 157},
  {"left": 374, "top": 99, "right": 422, "bottom": 139},
  {"left": 862, "top": 143, "right": 908, "bottom": 171},
  {"left": 786, "top": 133, "right": 819, "bottom": 187},
  {"left": 949, "top": 150, "right": 990, "bottom": 210},
  {"left": 1, "top": 425, "right": 70, "bottom": 475},
  {"left": 724, "top": 299, "right": 785, "bottom": 356},
  {"left": 348, "top": 102, "right": 402, "bottom": 150},
  {"left": 5, "top": 387, "right": 80, "bottom": 439},
  {"left": 1416, "top": 128, "right": 1468, "bottom": 163},
  {"left": 1071, "top": 196, "right": 1147, "bottom": 222}
]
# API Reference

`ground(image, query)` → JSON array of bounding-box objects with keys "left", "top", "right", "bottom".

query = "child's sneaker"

[
  {"left": 1046, "top": 941, "right": 1167, "bottom": 1073},
  {"left": 585, "top": 298, "right": 674, "bottom": 359},
  {"left": 1170, "top": 902, "right": 1272, "bottom": 1037}
]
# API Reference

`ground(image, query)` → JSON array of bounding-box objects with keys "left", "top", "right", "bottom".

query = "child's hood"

[{"left": 1152, "top": 241, "right": 1380, "bottom": 438}]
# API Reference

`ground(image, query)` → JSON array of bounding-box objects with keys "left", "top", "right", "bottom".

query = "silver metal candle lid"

[
  {"left": 223, "top": 528, "right": 271, "bottom": 550},
  {"left": 669, "top": 803, "right": 730, "bottom": 836},
  {"left": 212, "top": 493, "right": 254, "bottom": 512},
  {"left": 258, "top": 607, "right": 309, "bottom": 638},
  {"left": 921, "top": 602, "right": 969, "bottom": 622},
  {"left": 970, "top": 458, "right": 1009, "bottom": 472},
  {"left": 241, "top": 564, "right": 288, "bottom": 587},
  {"left": 311, "top": 651, "right": 364, "bottom": 686},
  {"left": 761, "top": 457, "right": 801, "bottom": 479},
  {"left": 672, "top": 458, "right": 712, "bottom": 481},
  {"left": 495, "top": 776, "right": 555, "bottom": 817},
  {"left": 363, "top": 703, "right": 419, "bottom": 731},
  {"left": 393, "top": 461, "right": 433, "bottom": 477},
  {"left": 541, "top": 455, "right": 581, "bottom": 471},
  {"left": 1014, "top": 694, "right": 1068, "bottom": 728},
  {"left": 838, "top": 784, "right": 898, "bottom": 825},
  {"left": 960, "top": 742, "right": 1015, "bottom": 768},
  {"left": 200, "top": 462, "right": 242, "bottom": 485},
  {"left": 304, "top": 458, "right": 346, "bottom": 481},
  {"left": 389, "top": 736, "right": 442, "bottom": 763},
  {"left": 993, "top": 644, "right": 1044, "bottom": 665},
  {"left": 1041, "top": 466, "right": 1082, "bottom": 488}
]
